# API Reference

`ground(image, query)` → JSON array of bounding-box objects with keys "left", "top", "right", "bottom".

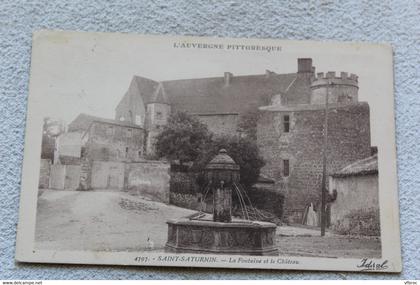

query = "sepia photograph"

[{"left": 16, "top": 31, "right": 401, "bottom": 272}]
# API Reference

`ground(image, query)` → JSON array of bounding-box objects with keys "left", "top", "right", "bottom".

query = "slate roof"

[
  {"left": 150, "top": 82, "right": 170, "bottom": 104},
  {"left": 257, "top": 173, "right": 275, "bottom": 184},
  {"left": 331, "top": 154, "right": 378, "bottom": 178},
  {"left": 127, "top": 72, "right": 303, "bottom": 115},
  {"left": 68, "top": 113, "right": 143, "bottom": 132}
]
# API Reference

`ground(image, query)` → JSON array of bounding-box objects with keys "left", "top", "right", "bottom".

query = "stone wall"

[
  {"left": 257, "top": 102, "right": 372, "bottom": 223},
  {"left": 78, "top": 157, "right": 92, "bottom": 190},
  {"left": 196, "top": 113, "right": 239, "bottom": 136},
  {"left": 78, "top": 158, "right": 170, "bottom": 202},
  {"left": 125, "top": 160, "right": 170, "bottom": 203},
  {"left": 59, "top": 155, "right": 81, "bottom": 165},
  {"left": 49, "top": 164, "right": 81, "bottom": 190},
  {"left": 38, "top": 159, "right": 51, "bottom": 189},
  {"left": 91, "top": 161, "right": 125, "bottom": 189},
  {"left": 329, "top": 174, "right": 380, "bottom": 236}
]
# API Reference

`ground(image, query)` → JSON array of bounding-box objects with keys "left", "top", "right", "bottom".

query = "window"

[
  {"left": 283, "top": 115, "right": 290, "bottom": 133},
  {"left": 106, "top": 126, "right": 114, "bottom": 136},
  {"left": 126, "top": 128, "right": 132, "bottom": 137},
  {"left": 125, "top": 147, "right": 129, "bottom": 158},
  {"left": 138, "top": 150, "right": 142, "bottom": 158},
  {"left": 283, "top": 159, "right": 290, "bottom": 177},
  {"left": 135, "top": 115, "right": 142, "bottom": 125},
  {"left": 156, "top": 111, "right": 163, "bottom": 120}
]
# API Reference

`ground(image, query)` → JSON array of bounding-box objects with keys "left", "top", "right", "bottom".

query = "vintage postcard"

[{"left": 16, "top": 30, "right": 401, "bottom": 272}]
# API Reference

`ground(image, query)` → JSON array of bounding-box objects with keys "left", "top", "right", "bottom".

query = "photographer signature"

[{"left": 357, "top": 258, "right": 388, "bottom": 271}]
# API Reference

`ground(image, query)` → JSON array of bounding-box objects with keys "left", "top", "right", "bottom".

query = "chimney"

[
  {"left": 224, "top": 72, "right": 233, "bottom": 86},
  {"left": 297, "top": 58, "right": 313, "bottom": 73}
]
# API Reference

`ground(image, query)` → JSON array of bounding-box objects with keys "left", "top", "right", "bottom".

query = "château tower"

[
  {"left": 145, "top": 83, "right": 171, "bottom": 156},
  {"left": 310, "top": 71, "right": 359, "bottom": 105}
]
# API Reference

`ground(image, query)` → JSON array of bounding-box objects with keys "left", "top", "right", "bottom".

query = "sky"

[{"left": 28, "top": 31, "right": 395, "bottom": 146}]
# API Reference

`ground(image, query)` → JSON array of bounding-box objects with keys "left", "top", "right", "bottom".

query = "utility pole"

[{"left": 320, "top": 80, "right": 331, "bottom": 236}]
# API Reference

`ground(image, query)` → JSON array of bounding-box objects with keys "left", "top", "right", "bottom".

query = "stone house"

[
  {"left": 69, "top": 114, "right": 146, "bottom": 162},
  {"left": 67, "top": 114, "right": 145, "bottom": 190},
  {"left": 328, "top": 154, "right": 379, "bottom": 235},
  {"left": 39, "top": 112, "right": 170, "bottom": 204}
]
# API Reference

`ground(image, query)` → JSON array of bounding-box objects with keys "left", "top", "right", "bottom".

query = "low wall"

[
  {"left": 329, "top": 174, "right": 380, "bottom": 236},
  {"left": 38, "top": 159, "right": 51, "bottom": 189},
  {"left": 49, "top": 164, "right": 81, "bottom": 190},
  {"left": 91, "top": 161, "right": 124, "bottom": 190},
  {"left": 125, "top": 161, "right": 170, "bottom": 204}
]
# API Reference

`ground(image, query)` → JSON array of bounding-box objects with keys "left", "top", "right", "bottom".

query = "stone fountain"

[{"left": 165, "top": 149, "right": 279, "bottom": 256}]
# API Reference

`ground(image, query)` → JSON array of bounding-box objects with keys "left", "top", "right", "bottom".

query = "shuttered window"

[
  {"left": 283, "top": 159, "right": 290, "bottom": 177},
  {"left": 283, "top": 115, "right": 290, "bottom": 133}
]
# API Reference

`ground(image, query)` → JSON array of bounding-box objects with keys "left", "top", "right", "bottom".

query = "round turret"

[{"left": 310, "top": 71, "right": 359, "bottom": 105}]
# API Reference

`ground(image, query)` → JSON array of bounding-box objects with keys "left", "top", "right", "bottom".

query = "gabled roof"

[
  {"left": 130, "top": 75, "right": 159, "bottom": 103},
  {"left": 150, "top": 82, "right": 169, "bottom": 104},
  {"left": 331, "top": 154, "right": 378, "bottom": 178},
  {"left": 129, "top": 72, "right": 300, "bottom": 115},
  {"left": 68, "top": 113, "right": 142, "bottom": 133},
  {"left": 281, "top": 74, "right": 312, "bottom": 105}
]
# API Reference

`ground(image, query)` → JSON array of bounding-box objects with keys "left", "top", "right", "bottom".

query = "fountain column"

[{"left": 205, "top": 149, "right": 239, "bottom": 223}]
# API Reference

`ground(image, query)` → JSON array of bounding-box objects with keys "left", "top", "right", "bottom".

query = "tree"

[
  {"left": 193, "top": 135, "right": 265, "bottom": 188},
  {"left": 155, "top": 111, "right": 211, "bottom": 165},
  {"left": 41, "top": 117, "right": 66, "bottom": 161}
]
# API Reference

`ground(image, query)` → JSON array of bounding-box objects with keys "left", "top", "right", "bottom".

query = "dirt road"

[
  {"left": 35, "top": 190, "right": 194, "bottom": 251},
  {"left": 35, "top": 189, "right": 381, "bottom": 258}
]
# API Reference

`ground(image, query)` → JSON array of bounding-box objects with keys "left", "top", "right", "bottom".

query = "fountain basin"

[{"left": 165, "top": 216, "right": 279, "bottom": 256}]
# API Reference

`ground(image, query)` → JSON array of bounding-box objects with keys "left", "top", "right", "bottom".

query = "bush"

[
  {"left": 169, "top": 192, "right": 199, "bottom": 210},
  {"left": 332, "top": 208, "right": 380, "bottom": 236},
  {"left": 170, "top": 170, "right": 199, "bottom": 195},
  {"left": 247, "top": 187, "right": 285, "bottom": 219},
  {"left": 228, "top": 184, "right": 284, "bottom": 224}
]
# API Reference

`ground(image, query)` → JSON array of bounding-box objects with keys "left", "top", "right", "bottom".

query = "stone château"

[{"left": 69, "top": 58, "right": 374, "bottom": 223}]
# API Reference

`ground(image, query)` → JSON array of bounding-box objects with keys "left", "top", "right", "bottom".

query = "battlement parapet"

[{"left": 310, "top": 71, "right": 359, "bottom": 89}]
